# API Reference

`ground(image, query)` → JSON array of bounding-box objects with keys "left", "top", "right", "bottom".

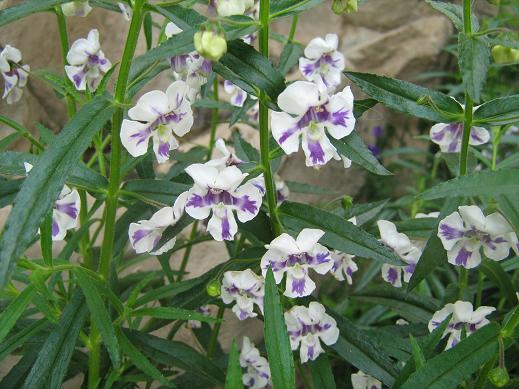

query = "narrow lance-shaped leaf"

[
  {"left": 225, "top": 340, "right": 244, "bottom": 389},
  {"left": 0, "top": 96, "right": 115, "bottom": 288},
  {"left": 264, "top": 268, "right": 296, "bottom": 389},
  {"left": 131, "top": 306, "right": 220, "bottom": 323},
  {"left": 425, "top": 0, "right": 479, "bottom": 31},
  {"left": 458, "top": 33, "right": 490, "bottom": 103},
  {"left": 345, "top": 71, "right": 464, "bottom": 122},
  {"left": 473, "top": 95, "right": 519, "bottom": 126},
  {"left": 0, "top": 0, "right": 71, "bottom": 28},
  {"left": 0, "top": 285, "right": 36, "bottom": 344},
  {"left": 308, "top": 354, "right": 336, "bottom": 389},
  {"left": 278, "top": 201, "right": 405, "bottom": 266}
]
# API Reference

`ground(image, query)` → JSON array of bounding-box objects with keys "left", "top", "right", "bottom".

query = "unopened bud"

[
  {"left": 332, "top": 0, "right": 358, "bottom": 14},
  {"left": 194, "top": 29, "right": 227, "bottom": 62},
  {"left": 488, "top": 367, "right": 509, "bottom": 387},
  {"left": 341, "top": 195, "right": 353, "bottom": 210},
  {"left": 492, "top": 45, "right": 519, "bottom": 65},
  {"left": 206, "top": 279, "right": 221, "bottom": 297}
]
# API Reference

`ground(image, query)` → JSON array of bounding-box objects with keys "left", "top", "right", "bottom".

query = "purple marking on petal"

[
  {"left": 73, "top": 73, "right": 83, "bottom": 88},
  {"left": 291, "top": 277, "right": 306, "bottom": 296},
  {"left": 404, "top": 263, "right": 416, "bottom": 275},
  {"left": 308, "top": 140, "right": 326, "bottom": 164},
  {"left": 158, "top": 141, "right": 170, "bottom": 158},
  {"left": 302, "top": 62, "right": 316, "bottom": 76},
  {"left": 307, "top": 345, "right": 315, "bottom": 360},
  {"left": 234, "top": 194, "right": 257, "bottom": 214},
  {"left": 233, "top": 92, "right": 245, "bottom": 106},
  {"left": 238, "top": 309, "right": 248, "bottom": 320},
  {"left": 346, "top": 267, "right": 353, "bottom": 276},
  {"left": 56, "top": 202, "right": 78, "bottom": 219},
  {"left": 439, "top": 223, "right": 464, "bottom": 240},
  {"left": 331, "top": 108, "right": 349, "bottom": 127},
  {"left": 298, "top": 106, "right": 330, "bottom": 128},
  {"left": 89, "top": 54, "right": 99, "bottom": 64},
  {"left": 279, "top": 127, "right": 299, "bottom": 144},
  {"left": 470, "top": 129, "right": 484, "bottom": 142},
  {"left": 315, "top": 252, "right": 330, "bottom": 264},
  {"left": 221, "top": 216, "right": 232, "bottom": 240},
  {"left": 431, "top": 131, "right": 445, "bottom": 141},
  {"left": 387, "top": 267, "right": 398, "bottom": 285},
  {"left": 455, "top": 247, "right": 471, "bottom": 267},
  {"left": 51, "top": 220, "right": 60, "bottom": 237},
  {"left": 132, "top": 229, "right": 150, "bottom": 244},
  {"left": 129, "top": 127, "right": 152, "bottom": 145}
]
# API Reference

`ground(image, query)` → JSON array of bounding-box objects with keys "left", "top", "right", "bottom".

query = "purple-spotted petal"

[
  {"left": 381, "top": 264, "right": 402, "bottom": 287},
  {"left": 120, "top": 119, "right": 152, "bottom": 157}
]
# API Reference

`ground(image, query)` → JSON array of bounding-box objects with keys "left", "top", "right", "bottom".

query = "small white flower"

[
  {"left": 437, "top": 205, "right": 515, "bottom": 269},
  {"left": 0, "top": 45, "right": 30, "bottom": 104},
  {"left": 128, "top": 201, "right": 184, "bottom": 255},
  {"left": 221, "top": 270, "right": 264, "bottom": 320},
  {"left": 430, "top": 122, "right": 489, "bottom": 153},
  {"left": 224, "top": 80, "right": 257, "bottom": 107},
  {"left": 299, "top": 34, "right": 345, "bottom": 93},
  {"left": 285, "top": 302, "right": 339, "bottom": 363},
  {"left": 118, "top": 2, "right": 132, "bottom": 21},
  {"left": 428, "top": 300, "right": 495, "bottom": 349},
  {"left": 330, "top": 217, "right": 357, "bottom": 284},
  {"left": 377, "top": 220, "right": 422, "bottom": 288},
  {"left": 65, "top": 29, "right": 111, "bottom": 91},
  {"left": 186, "top": 306, "right": 211, "bottom": 329},
  {"left": 62, "top": 0, "right": 92, "bottom": 17},
  {"left": 206, "top": 139, "right": 243, "bottom": 170},
  {"left": 165, "top": 22, "right": 212, "bottom": 101},
  {"left": 120, "top": 80, "right": 194, "bottom": 163},
  {"left": 261, "top": 229, "right": 333, "bottom": 298},
  {"left": 25, "top": 163, "right": 80, "bottom": 241},
  {"left": 215, "top": 0, "right": 255, "bottom": 16},
  {"left": 240, "top": 337, "right": 271, "bottom": 389},
  {"left": 181, "top": 164, "right": 262, "bottom": 241},
  {"left": 271, "top": 81, "right": 355, "bottom": 167},
  {"left": 351, "top": 370, "right": 382, "bottom": 389}
]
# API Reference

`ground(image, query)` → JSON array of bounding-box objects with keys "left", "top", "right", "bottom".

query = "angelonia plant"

[{"left": 0, "top": 0, "right": 518, "bottom": 388}]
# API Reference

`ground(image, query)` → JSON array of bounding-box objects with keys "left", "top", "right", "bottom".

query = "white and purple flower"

[
  {"left": 428, "top": 300, "right": 495, "bottom": 349},
  {"left": 186, "top": 306, "right": 211, "bottom": 329},
  {"left": 351, "top": 370, "right": 382, "bottom": 389},
  {"left": 215, "top": 0, "right": 255, "bottom": 16},
  {"left": 62, "top": 0, "right": 92, "bottom": 17},
  {"left": 299, "top": 33, "right": 345, "bottom": 93},
  {"left": 128, "top": 203, "right": 184, "bottom": 255},
  {"left": 24, "top": 163, "right": 80, "bottom": 241},
  {"left": 260, "top": 229, "right": 333, "bottom": 298},
  {"left": 271, "top": 81, "right": 355, "bottom": 167},
  {"left": 118, "top": 2, "right": 132, "bottom": 21},
  {"left": 0, "top": 45, "right": 30, "bottom": 104},
  {"left": 240, "top": 336, "right": 271, "bottom": 389},
  {"left": 181, "top": 164, "right": 262, "bottom": 241},
  {"left": 206, "top": 138, "right": 243, "bottom": 169},
  {"left": 430, "top": 122, "right": 489, "bottom": 153},
  {"left": 248, "top": 174, "right": 290, "bottom": 204},
  {"left": 120, "top": 80, "right": 194, "bottom": 163},
  {"left": 224, "top": 80, "right": 249, "bottom": 107},
  {"left": 284, "top": 302, "right": 339, "bottom": 363},
  {"left": 438, "top": 205, "right": 515, "bottom": 269},
  {"left": 330, "top": 217, "right": 357, "bottom": 284},
  {"left": 221, "top": 269, "right": 264, "bottom": 320},
  {"left": 65, "top": 29, "right": 111, "bottom": 91},
  {"left": 165, "top": 22, "right": 212, "bottom": 101},
  {"left": 377, "top": 220, "right": 422, "bottom": 288}
]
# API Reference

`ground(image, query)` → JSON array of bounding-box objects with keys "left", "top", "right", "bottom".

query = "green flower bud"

[
  {"left": 194, "top": 30, "right": 227, "bottom": 62},
  {"left": 332, "top": 0, "right": 358, "bottom": 14},
  {"left": 491, "top": 45, "right": 519, "bottom": 65},
  {"left": 488, "top": 367, "right": 509, "bottom": 387},
  {"left": 206, "top": 279, "right": 221, "bottom": 297},
  {"left": 341, "top": 195, "right": 354, "bottom": 210}
]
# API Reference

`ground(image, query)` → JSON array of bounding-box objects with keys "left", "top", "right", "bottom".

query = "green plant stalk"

[
  {"left": 457, "top": 0, "right": 474, "bottom": 300},
  {"left": 288, "top": 15, "right": 298, "bottom": 42},
  {"left": 0, "top": 115, "right": 44, "bottom": 151},
  {"left": 89, "top": 2, "right": 146, "bottom": 387},
  {"left": 259, "top": 0, "right": 282, "bottom": 237},
  {"left": 177, "top": 77, "right": 219, "bottom": 282},
  {"left": 207, "top": 305, "right": 225, "bottom": 358},
  {"left": 55, "top": 6, "right": 76, "bottom": 118}
]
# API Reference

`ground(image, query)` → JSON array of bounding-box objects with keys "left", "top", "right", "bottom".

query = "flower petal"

[
  {"left": 128, "top": 90, "right": 169, "bottom": 122},
  {"left": 120, "top": 119, "right": 151, "bottom": 157},
  {"left": 277, "top": 81, "right": 321, "bottom": 115}
]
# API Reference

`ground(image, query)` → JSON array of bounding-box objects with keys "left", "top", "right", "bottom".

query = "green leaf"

[
  {"left": 0, "top": 319, "right": 49, "bottom": 361},
  {"left": 330, "top": 311, "right": 399, "bottom": 386},
  {"left": 308, "top": 354, "right": 336, "bottom": 389},
  {"left": 409, "top": 335, "right": 426, "bottom": 369},
  {"left": 496, "top": 194, "right": 519, "bottom": 233},
  {"left": 118, "top": 330, "right": 173, "bottom": 387},
  {"left": 233, "top": 131, "right": 260, "bottom": 162},
  {"left": 277, "top": 42, "right": 304, "bottom": 75},
  {"left": 270, "top": 0, "right": 325, "bottom": 19},
  {"left": 75, "top": 269, "right": 121, "bottom": 367},
  {"left": 0, "top": 285, "right": 36, "bottom": 344},
  {"left": 216, "top": 40, "right": 286, "bottom": 103},
  {"left": 23, "top": 292, "right": 88, "bottom": 389},
  {"left": 225, "top": 340, "right": 243, "bottom": 389},
  {"left": 0, "top": 132, "right": 20, "bottom": 151},
  {"left": 345, "top": 71, "right": 464, "bottom": 122},
  {"left": 125, "top": 329, "right": 225, "bottom": 386},
  {"left": 473, "top": 95, "right": 519, "bottom": 126},
  {"left": 0, "top": 0, "right": 70, "bottom": 27},
  {"left": 399, "top": 323, "right": 500, "bottom": 389},
  {"left": 353, "top": 98, "right": 378, "bottom": 119},
  {"left": 480, "top": 260, "right": 517, "bottom": 307},
  {"left": 132, "top": 307, "right": 219, "bottom": 323},
  {"left": 0, "top": 96, "right": 114, "bottom": 288},
  {"left": 331, "top": 132, "right": 392, "bottom": 176},
  {"left": 419, "top": 169, "right": 519, "bottom": 200},
  {"left": 352, "top": 286, "right": 439, "bottom": 323},
  {"left": 285, "top": 181, "right": 339, "bottom": 195},
  {"left": 425, "top": 1, "right": 479, "bottom": 31},
  {"left": 408, "top": 198, "right": 459, "bottom": 290},
  {"left": 458, "top": 33, "right": 489, "bottom": 103},
  {"left": 121, "top": 179, "right": 190, "bottom": 206},
  {"left": 278, "top": 201, "right": 405, "bottom": 266},
  {"left": 264, "top": 268, "right": 295, "bottom": 389},
  {"left": 143, "top": 12, "right": 153, "bottom": 51}
]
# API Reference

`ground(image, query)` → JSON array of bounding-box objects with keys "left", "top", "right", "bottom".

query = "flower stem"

[
  {"left": 259, "top": 0, "right": 282, "bottom": 237},
  {"left": 288, "top": 15, "right": 298, "bottom": 42},
  {"left": 55, "top": 6, "right": 76, "bottom": 118},
  {"left": 207, "top": 305, "right": 225, "bottom": 358}
]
